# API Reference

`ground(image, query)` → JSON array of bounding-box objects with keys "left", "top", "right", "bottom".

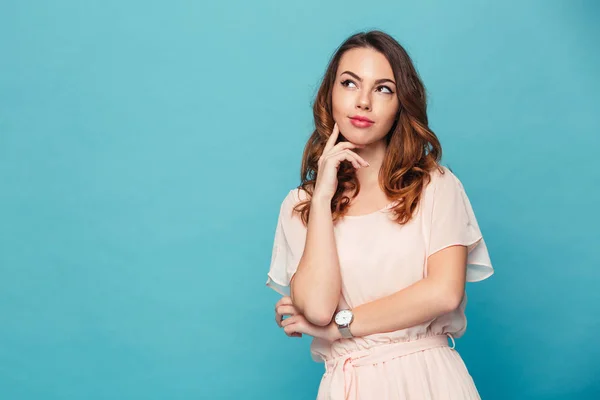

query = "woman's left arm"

[
  {"left": 280, "top": 244, "right": 467, "bottom": 341},
  {"left": 331, "top": 245, "right": 468, "bottom": 339}
]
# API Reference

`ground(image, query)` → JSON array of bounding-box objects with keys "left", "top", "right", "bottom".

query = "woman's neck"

[{"left": 354, "top": 138, "right": 387, "bottom": 186}]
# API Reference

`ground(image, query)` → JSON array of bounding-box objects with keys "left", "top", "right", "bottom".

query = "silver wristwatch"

[{"left": 334, "top": 309, "right": 354, "bottom": 339}]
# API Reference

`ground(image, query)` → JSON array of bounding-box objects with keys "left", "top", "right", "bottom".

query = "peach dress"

[{"left": 266, "top": 166, "right": 494, "bottom": 399}]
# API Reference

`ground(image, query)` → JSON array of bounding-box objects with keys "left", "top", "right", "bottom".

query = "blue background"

[{"left": 1, "top": 1, "right": 598, "bottom": 399}]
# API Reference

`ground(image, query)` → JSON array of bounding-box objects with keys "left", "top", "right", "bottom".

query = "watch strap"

[{"left": 339, "top": 325, "right": 353, "bottom": 339}]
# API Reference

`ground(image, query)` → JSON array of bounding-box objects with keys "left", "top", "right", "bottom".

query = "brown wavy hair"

[{"left": 294, "top": 30, "right": 446, "bottom": 225}]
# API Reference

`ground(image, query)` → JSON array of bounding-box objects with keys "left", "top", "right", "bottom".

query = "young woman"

[{"left": 265, "top": 30, "right": 494, "bottom": 399}]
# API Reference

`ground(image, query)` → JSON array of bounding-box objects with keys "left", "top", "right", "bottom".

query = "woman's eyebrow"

[{"left": 340, "top": 70, "right": 396, "bottom": 85}]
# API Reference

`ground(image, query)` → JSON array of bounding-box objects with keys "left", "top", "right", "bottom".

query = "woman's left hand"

[{"left": 275, "top": 296, "right": 341, "bottom": 342}]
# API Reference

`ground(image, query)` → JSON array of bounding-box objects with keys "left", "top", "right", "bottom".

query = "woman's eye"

[{"left": 341, "top": 80, "right": 393, "bottom": 94}]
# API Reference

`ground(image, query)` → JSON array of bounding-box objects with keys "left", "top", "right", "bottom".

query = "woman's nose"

[{"left": 357, "top": 100, "right": 371, "bottom": 111}]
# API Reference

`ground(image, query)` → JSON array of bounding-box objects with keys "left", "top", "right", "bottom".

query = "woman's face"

[{"left": 331, "top": 47, "right": 399, "bottom": 145}]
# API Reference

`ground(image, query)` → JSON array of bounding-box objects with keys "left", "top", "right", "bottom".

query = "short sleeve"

[
  {"left": 425, "top": 167, "right": 494, "bottom": 282},
  {"left": 265, "top": 188, "right": 308, "bottom": 296}
]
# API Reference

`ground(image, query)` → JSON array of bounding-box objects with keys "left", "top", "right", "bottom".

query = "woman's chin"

[
  {"left": 340, "top": 132, "right": 371, "bottom": 146},
  {"left": 339, "top": 128, "right": 364, "bottom": 143}
]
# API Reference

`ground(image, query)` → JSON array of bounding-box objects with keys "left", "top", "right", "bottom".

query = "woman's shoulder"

[
  {"left": 428, "top": 164, "right": 455, "bottom": 180},
  {"left": 420, "top": 165, "right": 467, "bottom": 207},
  {"left": 284, "top": 186, "right": 310, "bottom": 204},
  {"left": 277, "top": 186, "right": 310, "bottom": 215},
  {"left": 426, "top": 165, "right": 462, "bottom": 190}
]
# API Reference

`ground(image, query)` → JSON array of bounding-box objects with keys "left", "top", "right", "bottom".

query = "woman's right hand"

[
  {"left": 313, "top": 122, "right": 370, "bottom": 201},
  {"left": 275, "top": 296, "right": 302, "bottom": 337}
]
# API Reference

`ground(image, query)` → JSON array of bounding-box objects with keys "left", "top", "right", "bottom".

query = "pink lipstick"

[{"left": 349, "top": 115, "right": 374, "bottom": 128}]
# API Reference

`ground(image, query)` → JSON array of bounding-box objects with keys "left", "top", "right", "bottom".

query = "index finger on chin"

[{"left": 323, "top": 122, "right": 340, "bottom": 154}]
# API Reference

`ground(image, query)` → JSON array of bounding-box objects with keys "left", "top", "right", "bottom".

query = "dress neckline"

[{"left": 342, "top": 200, "right": 399, "bottom": 219}]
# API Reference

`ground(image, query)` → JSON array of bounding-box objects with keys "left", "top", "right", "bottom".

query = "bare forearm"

[
  {"left": 347, "top": 277, "right": 459, "bottom": 337},
  {"left": 291, "top": 197, "right": 341, "bottom": 326}
]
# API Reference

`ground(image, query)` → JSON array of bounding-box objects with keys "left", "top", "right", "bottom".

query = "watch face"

[{"left": 335, "top": 309, "right": 353, "bottom": 325}]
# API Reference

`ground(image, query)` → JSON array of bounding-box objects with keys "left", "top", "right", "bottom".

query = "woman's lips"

[{"left": 349, "top": 117, "right": 374, "bottom": 128}]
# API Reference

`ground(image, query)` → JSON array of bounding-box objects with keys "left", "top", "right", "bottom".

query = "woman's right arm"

[
  {"left": 289, "top": 123, "right": 369, "bottom": 327},
  {"left": 290, "top": 194, "right": 342, "bottom": 326}
]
